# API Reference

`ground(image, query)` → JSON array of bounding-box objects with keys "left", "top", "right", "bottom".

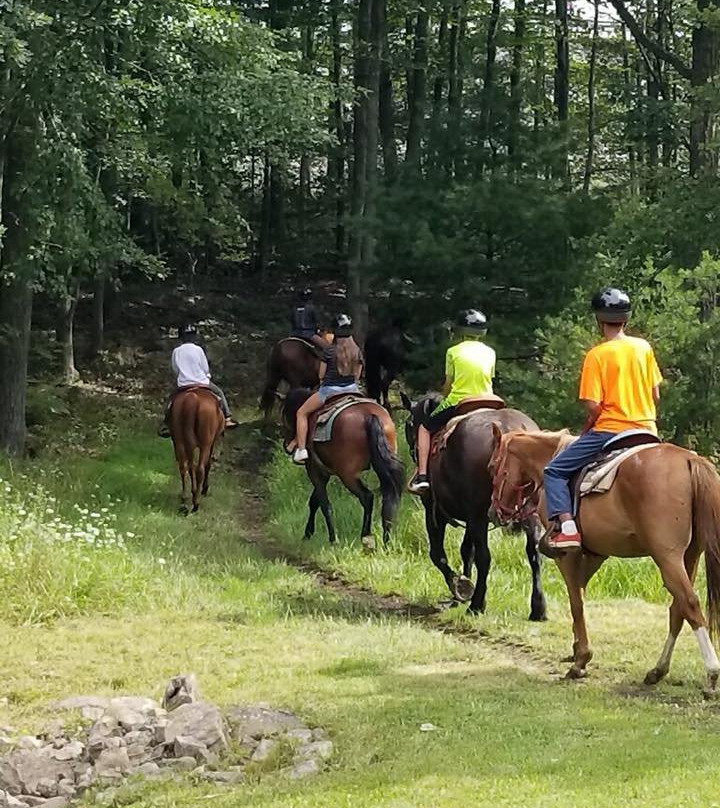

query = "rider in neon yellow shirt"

[{"left": 409, "top": 310, "right": 495, "bottom": 493}]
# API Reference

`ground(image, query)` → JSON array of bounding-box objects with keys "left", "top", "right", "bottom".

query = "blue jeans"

[
  {"left": 544, "top": 430, "right": 616, "bottom": 519},
  {"left": 318, "top": 383, "right": 359, "bottom": 403}
]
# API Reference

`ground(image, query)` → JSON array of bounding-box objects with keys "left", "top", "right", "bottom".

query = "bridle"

[{"left": 491, "top": 448, "right": 539, "bottom": 524}]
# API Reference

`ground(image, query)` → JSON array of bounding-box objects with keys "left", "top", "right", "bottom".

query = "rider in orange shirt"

[{"left": 543, "top": 288, "right": 662, "bottom": 552}]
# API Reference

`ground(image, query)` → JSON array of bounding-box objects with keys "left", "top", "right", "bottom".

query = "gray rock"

[
  {"left": 16, "top": 799, "right": 45, "bottom": 808},
  {"left": 54, "top": 696, "right": 110, "bottom": 714},
  {"left": 56, "top": 780, "right": 75, "bottom": 799},
  {"left": 50, "top": 742, "right": 84, "bottom": 762},
  {"left": 202, "top": 770, "right": 244, "bottom": 785},
  {"left": 173, "top": 737, "right": 209, "bottom": 762},
  {"left": 131, "top": 762, "right": 161, "bottom": 777},
  {"left": 0, "top": 741, "right": 13, "bottom": 756},
  {"left": 0, "top": 761, "right": 22, "bottom": 795},
  {"left": 94, "top": 748, "right": 131, "bottom": 779},
  {"left": 0, "top": 792, "right": 29, "bottom": 808},
  {"left": 161, "top": 757, "right": 196, "bottom": 773},
  {"left": 311, "top": 728, "right": 328, "bottom": 741},
  {"left": 286, "top": 729, "right": 313, "bottom": 744},
  {"left": 226, "top": 707, "right": 303, "bottom": 741},
  {"left": 164, "top": 703, "right": 227, "bottom": 754},
  {"left": 87, "top": 735, "right": 123, "bottom": 762},
  {"left": 93, "top": 787, "right": 118, "bottom": 806},
  {"left": 39, "top": 799, "right": 69, "bottom": 808},
  {"left": 251, "top": 739, "right": 278, "bottom": 764},
  {"left": 124, "top": 730, "right": 153, "bottom": 749},
  {"left": 152, "top": 721, "right": 169, "bottom": 746},
  {"left": 288, "top": 759, "right": 321, "bottom": 780},
  {"left": 125, "top": 743, "right": 152, "bottom": 763},
  {"left": 297, "top": 740, "right": 334, "bottom": 762},
  {"left": 162, "top": 674, "right": 199, "bottom": 713},
  {"left": 35, "top": 778, "right": 58, "bottom": 798},
  {"left": 10, "top": 751, "right": 74, "bottom": 796},
  {"left": 15, "top": 740, "right": 42, "bottom": 753},
  {"left": 108, "top": 697, "right": 162, "bottom": 718}
]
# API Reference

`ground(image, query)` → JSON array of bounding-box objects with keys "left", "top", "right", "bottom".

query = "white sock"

[{"left": 561, "top": 520, "right": 578, "bottom": 536}]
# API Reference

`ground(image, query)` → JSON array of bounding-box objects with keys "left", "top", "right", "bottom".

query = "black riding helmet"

[
  {"left": 334, "top": 313, "right": 353, "bottom": 338},
  {"left": 456, "top": 309, "right": 488, "bottom": 336},
  {"left": 591, "top": 288, "right": 631, "bottom": 323},
  {"left": 179, "top": 323, "right": 198, "bottom": 341}
]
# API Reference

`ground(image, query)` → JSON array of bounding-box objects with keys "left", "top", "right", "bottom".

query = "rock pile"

[{"left": 0, "top": 678, "right": 332, "bottom": 807}]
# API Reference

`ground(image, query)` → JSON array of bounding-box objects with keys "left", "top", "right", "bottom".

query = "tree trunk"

[
  {"left": 429, "top": 7, "right": 449, "bottom": 166},
  {"left": 509, "top": 0, "right": 527, "bottom": 169},
  {"left": 447, "top": 0, "right": 467, "bottom": 176},
  {"left": 690, "top": 0, "right": 720, "bottom": 176},
  {"left": 257, "top": 154, "right": 272, "bottom": 272},
  {"left": 59, "top": 281, "right": 81, "bottom": 385},
  {"left": 406, "top": 7, "right": 429, "bottom": 167},
  {"left": 533, "top": 0, "right": 548, "bottom": 174},
  {"left": 378, "top": 0, "right": 398, "bottom": 182},
  {"left": 554, "top": 0, "right": 570, "bottom": 183},
  {"left": 479, "top": 0, "right": 501, "bottom": 171},
  {"left": 583, "top": 0, "right": 600, "bottom": 193},
  {"left": 348, "top": 0, "right": 381, "bottom": 345},
  {"left": 329, "top": 0, "right": 346, "bottom": 256},
  {"left": 91, "top": 271, "right": 105, "bottom": 356},
  {"left": 0, "top": 125, "right": 33, "bottom": 456},
  {"left": 621, "top": 24, "right": 638, "bottom": 192}
]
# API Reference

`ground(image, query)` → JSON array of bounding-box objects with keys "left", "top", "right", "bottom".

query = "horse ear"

[
  {"left": 400, "top": 391, "right": 413, "bottom": 411},
  {"left": 491, "top": 422, "right": 503, "bottom": 448}
]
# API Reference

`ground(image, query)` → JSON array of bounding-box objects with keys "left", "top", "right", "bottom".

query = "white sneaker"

[{"left": 293, "top": 448, "right": 309, "bottom": 465}]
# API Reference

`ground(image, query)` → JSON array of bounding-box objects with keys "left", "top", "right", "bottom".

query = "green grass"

[{"left": 2, "top": 396, "right": 720, "bottom": 808}]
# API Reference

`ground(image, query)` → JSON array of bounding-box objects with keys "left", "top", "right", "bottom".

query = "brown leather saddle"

[
  {"left": 312, "top": 393, "right": 375, "bottom": 443},
  {"left": 431, "top": 395, "right": 507, "bottom": 455}
]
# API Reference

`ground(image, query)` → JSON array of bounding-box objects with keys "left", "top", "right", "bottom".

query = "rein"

[{"left": 491, "top": 449, "right": 539, "bottom": 525}]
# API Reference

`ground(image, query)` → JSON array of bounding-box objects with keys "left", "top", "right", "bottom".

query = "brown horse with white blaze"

[
  {"left": 170, "top": 388, "right": 225, "bottom": 514},
  {"left": 490, "top": 427, "right": 720, "bottom": 695}
]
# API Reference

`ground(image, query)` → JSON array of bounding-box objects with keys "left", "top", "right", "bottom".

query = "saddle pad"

[
  {"left": 432, "top": 408, "right": 495, "bottom": 454},
  {"left": 313, "top": 396, "right": 376, "bottom": 443},
  {"left": 573, "top": 443, "right": 660, "bottom": 512}
]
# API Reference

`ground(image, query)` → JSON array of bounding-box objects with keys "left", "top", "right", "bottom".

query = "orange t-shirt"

[{"left": 579, "top": 336, "right": 662, "bottom": 434}]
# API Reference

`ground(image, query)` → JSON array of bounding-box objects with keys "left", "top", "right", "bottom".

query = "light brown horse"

[
  {"left": 170, "top": 388, "right": 225, "bottom": 514},
  {"left": 281, "top": 389, "right": 404, "bottom": 545},
  {"left": 490, "top": 427, "right": 720, "bottom": 696}
]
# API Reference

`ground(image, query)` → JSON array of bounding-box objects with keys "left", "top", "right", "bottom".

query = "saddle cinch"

[
  {"left": 431, "top": 394, "right": 506, "bottom": 455},
  {"left": 570, "top": 430, "right": 662, "bottom": 515},
  {"left": 312, "top": 393, "right": 376, "bottom": 443}
]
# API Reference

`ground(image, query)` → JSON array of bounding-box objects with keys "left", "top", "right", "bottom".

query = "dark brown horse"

[
  {"left": 490, "top": 428, "right": 720, "bottom": 694},
  {"left": 282, "top": 390, "right": 404, "bottom": 545},
  {"left": 260, "top": 337, "right": 325, "bottom": 422},
  {"left": 365, "top": 321, "right": 405, "bottom": 410},
  {"left": 170, "top": 388, "right": 224, "bottom": 514},
  {"left": 401, "top": 392, "right": 547, "bottom": 619}
]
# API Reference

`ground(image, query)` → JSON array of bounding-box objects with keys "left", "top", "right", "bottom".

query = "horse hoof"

[
  {"left": 560, "top": 655, "right": 575, "bottom": 664},
  {"left": 452, "top": 575, "right": 475, "bottom": 602},
  {"left": 466, "top": 604, "right": 485, "bottom": 616},
  {"left": 192, "top": 505, "right": 199, "bottom": 514},
  {"left": 703, "top": 686, "right": 720, "bottom": 700},
  {"left": 179, "top": 506, "right": 189, "bottom": 517},
  {"left": 361, "top": 535, "right": 376, "bottom": 553},
  {"left": 303, "top": 534, "right": 313, "bottom": 542},
  {"left": 644, "top": 668, "right": 665, "bottom": 686},
  {"left": 529, "top": 611, "right": 548, "bottom": 623},
  {"left": 565, "top": 666, "right": 587, "bottom": 680}
]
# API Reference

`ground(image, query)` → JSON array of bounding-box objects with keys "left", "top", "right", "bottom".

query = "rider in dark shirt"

[{"left": 291, "top": 288, "right": 318, "bottom": 340}]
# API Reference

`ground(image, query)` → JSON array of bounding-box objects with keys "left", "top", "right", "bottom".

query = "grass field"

[{"left": 2, "top": 397, "right": 720, "bottom": 808}]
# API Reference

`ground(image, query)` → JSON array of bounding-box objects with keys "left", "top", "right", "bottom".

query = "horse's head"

[
  {"left": 280, "top": 388, "right": 313, "bottom": 446},
  {"left": 490, "top": 426, "right": 542, "bottom": 525},
  {"left": 400, "top": 390, "right": 442, "bottom": 462}
]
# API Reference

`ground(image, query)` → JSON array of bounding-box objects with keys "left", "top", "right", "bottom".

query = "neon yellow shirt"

[{"left": 437, "top": 340, "right": 496, "bottom": 410}]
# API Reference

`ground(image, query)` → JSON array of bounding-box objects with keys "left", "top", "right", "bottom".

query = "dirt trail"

[{"left": 228, "top": 418, "right": 550, "bottom": 678}]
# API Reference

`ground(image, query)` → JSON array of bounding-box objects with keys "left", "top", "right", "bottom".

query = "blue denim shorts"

[{"left": 318, "top": 383, "right": 359, "bottom": 403}]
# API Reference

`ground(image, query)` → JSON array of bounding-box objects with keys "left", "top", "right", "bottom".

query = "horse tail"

[
  {"left": 260, "top": 346, "right": 281, "bottom": 420},
  {"left": 690, "top": 456, "right": 720, "bottom": 641},
  {"left": 365, "top": 352, "right": 382, "bottom": 403},
  {"left": 365, "top": 415, "right": 404, "bottom": 530}
]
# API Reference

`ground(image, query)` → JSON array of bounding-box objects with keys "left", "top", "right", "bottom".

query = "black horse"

[
  {"left": 365, "top": 320, "right": 405, "bottom": 410},
  {"left": 401, "top": 392, "right": 547, "bottom": 620}
]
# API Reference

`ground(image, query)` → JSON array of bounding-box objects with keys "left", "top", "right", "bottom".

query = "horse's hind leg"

[
  {"left": 304, "top": 490, "right": 320, "bottom": 540},
  {"left": 655, "top": 551, "right": 720, "bottom": 693},
  {"left": 341, "top": 475, "right": 374, "bottom": 542},
  {"left": 522, "top": 516, "right": 548, "bottom": 622},
  {"left": 308, "top": 463, "right": 335, "bottom": 543},
  {"left": 425, "top": 508, "right": 465, "bottom": 602},
  {"left": 468, "top": 514, "right": 490, "bottom": 614}
]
